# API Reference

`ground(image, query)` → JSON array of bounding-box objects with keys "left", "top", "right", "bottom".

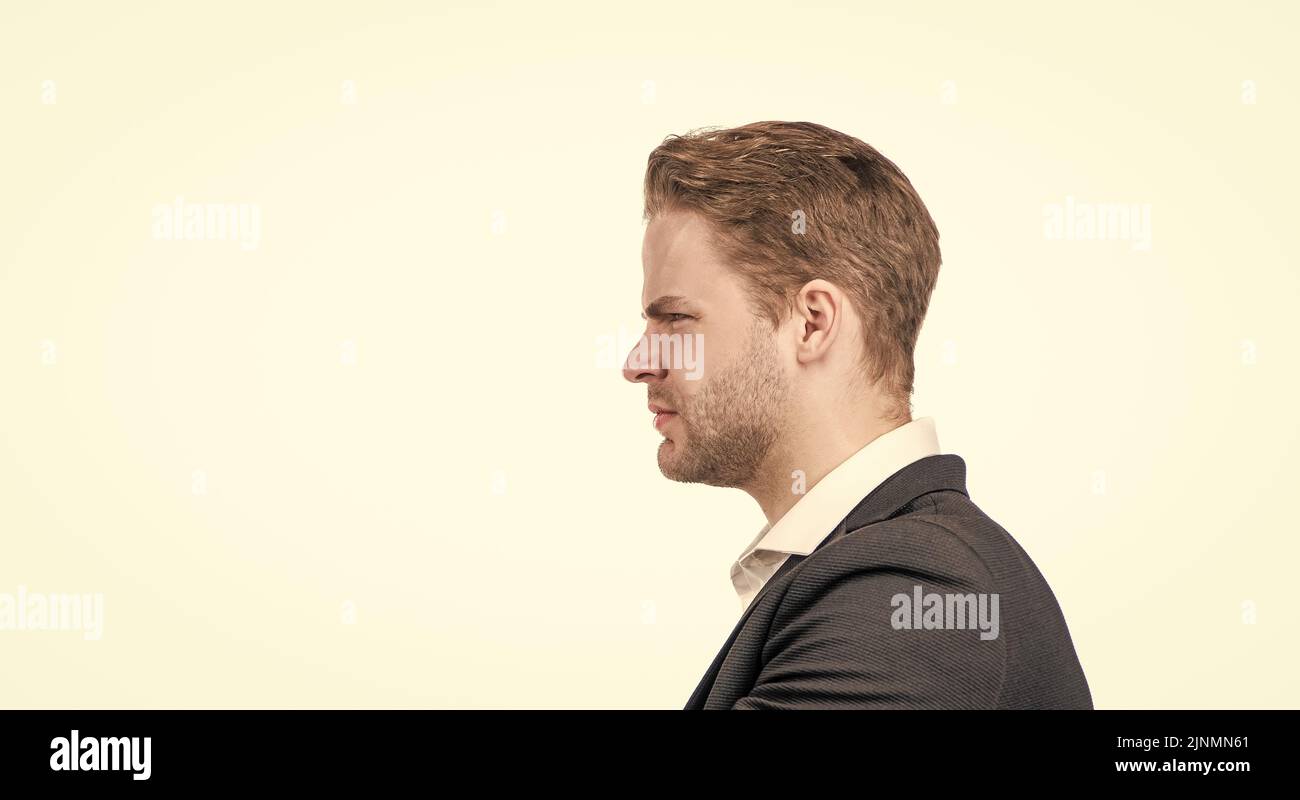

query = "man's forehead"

[
  {"left": 640, "top": 266, "right": 698, "bottom": 311},
  {"left": 641, "top": 211, "right": 726, "bottom": 305},
  {"left": 643, "top": 210, "right": 712, "bottom": 264}
]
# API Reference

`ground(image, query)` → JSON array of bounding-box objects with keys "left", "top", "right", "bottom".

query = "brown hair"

[{"left": 643, "top": 120, "right": 941, "bottom": 420}]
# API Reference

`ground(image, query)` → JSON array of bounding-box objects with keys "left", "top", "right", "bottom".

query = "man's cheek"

[{"left": 682, "top": 332, "right": 705, "bottom": 380}]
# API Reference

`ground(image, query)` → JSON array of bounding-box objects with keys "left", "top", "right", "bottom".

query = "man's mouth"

[
  {"left": 653, "top": 411, "right": 678, "bottom": 431},
  {"left": 649, "top": 403, "right": 678, "bottom": 432}
]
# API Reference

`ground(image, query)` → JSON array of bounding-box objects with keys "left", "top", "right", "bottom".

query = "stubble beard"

[{"left": 655, "top": 322, "right": 789, "bottom": 489}]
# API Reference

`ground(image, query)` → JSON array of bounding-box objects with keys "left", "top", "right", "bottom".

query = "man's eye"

[{"left": 667, "top": 313, "right": 692, "bottom": 322}]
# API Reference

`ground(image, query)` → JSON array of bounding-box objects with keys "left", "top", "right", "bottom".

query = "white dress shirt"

[{"left": 730, "top": 417, "right": 941, "bottom": 612}]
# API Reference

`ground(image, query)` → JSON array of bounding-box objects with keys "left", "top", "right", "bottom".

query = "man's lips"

[
  {"left": 649, "top": 403, "right": 678, "bottom": 432},
  {"left": 653, "top": 411, "right": 678, "bottom": 432}
]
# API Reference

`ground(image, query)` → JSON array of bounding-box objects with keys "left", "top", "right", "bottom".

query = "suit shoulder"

[{"left": 793, "top": 511, "right": 998, "bottom": 595}]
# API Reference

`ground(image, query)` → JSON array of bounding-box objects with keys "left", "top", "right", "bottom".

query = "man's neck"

[{"left": 746, "top": 414, "right": 910, "bottom": 526}]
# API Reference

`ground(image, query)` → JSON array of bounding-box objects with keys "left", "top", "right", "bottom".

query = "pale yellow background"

[{"left": 1, "top": 1, "right": 1296, "bottom": 709}]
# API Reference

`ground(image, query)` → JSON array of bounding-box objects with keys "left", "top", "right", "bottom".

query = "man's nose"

[{"left": 622, "top": 335, "right": 667, "bottom": 384}]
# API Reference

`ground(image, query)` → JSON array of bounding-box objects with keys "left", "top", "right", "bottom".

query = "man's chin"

[
  {"left": 656, "top": 438, "right": 691, "bottom": 482},
  {"left": 656, "top": 437, "right": 676, "bottom": 467},
  {"left": 657, "top": 438, "right": 720, "bottom": 485}
]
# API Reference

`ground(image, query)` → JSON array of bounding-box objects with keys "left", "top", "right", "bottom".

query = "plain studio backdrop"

[{"left": 0, "top": 0, "right": 1296, "bottom": 708}]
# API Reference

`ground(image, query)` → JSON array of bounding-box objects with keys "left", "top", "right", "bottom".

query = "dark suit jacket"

[{"left": 685, "top": 454, "right": 1093, "bottom": 709}]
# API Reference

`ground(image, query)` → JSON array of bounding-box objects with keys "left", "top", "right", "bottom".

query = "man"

[{"left": 622, "top": 121, "right": 1092, "bottom": 709}]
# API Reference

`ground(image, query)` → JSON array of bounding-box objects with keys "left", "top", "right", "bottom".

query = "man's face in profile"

[{"left": 623, "top": 211, "right": 791, "bottom": 489}]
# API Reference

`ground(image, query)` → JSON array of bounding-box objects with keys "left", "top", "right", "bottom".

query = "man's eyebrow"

[{"left": 641, "top": 295, "right": 693, "bottom": 319}]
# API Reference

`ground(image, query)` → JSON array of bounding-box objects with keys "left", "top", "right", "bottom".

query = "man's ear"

[{"left": 791, "top": 279, "right": 845, "bottom": 366}]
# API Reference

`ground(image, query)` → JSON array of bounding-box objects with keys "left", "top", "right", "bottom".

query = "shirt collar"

[{"left": 736, "top": 417, "right": 941, "bottom": 563}]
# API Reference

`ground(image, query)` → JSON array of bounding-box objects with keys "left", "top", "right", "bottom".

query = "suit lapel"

[
  {"left": 683, "top": 548, "right": 809, "bottom": 709},
  {"left": 682, "top": 454, "right": 969, "bottom": 709}
]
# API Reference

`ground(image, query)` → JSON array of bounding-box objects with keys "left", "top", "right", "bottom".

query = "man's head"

[{"left": 623, "top": 121, "right": 941, "bottom": 488}]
